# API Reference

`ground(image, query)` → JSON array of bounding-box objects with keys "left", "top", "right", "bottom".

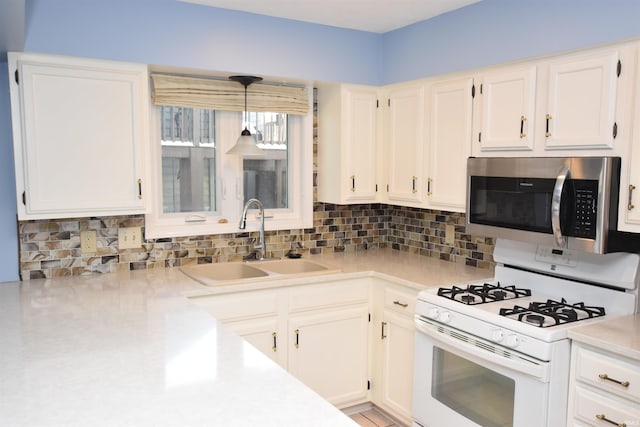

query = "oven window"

[{"left": 432, "top": 347, "right": 515, "bottom": 427}]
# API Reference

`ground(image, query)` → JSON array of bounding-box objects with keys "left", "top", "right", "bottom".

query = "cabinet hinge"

[
  {"left": 367, "top": 380, "right": 371, "bottom": 390},
  {"left": 613, "top": 122, "right": 618, "bottom": 139},
  {"left": 471, "top": 84, "right": 475, "bottom": 98},
  {"left": 617, "top": 60, "right": 622, "bottom": 77},
  {"left": 14, "top": 69, "right": 19, "bottom": 84},
  {"left": 21, "top": 191, "right": 26, "bottom": 205}
]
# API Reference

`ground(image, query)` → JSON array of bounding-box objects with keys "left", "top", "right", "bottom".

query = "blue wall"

[
  {"left": 2, "top": 0, "right": 640, "bottom": 281},
  {"left": 0, "top": 62, "right": 19, "bottom": 282},
  {"left": 23, "top": 0, "right": 383, "bottom": 85},
  {"left": 383, "top": 0, "right": 640, "bottom": 83}
]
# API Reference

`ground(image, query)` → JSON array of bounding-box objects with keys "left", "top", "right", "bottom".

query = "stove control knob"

[
  {"left": 439, "top": 311, "right": 452, "bottom": 323},
  {"left": 491, "top": 329, "right": 505, "bottom": 342},
  {"left": 505, "top": 334, "right": 520, "bottom": 348},
  {"left": 427, "top": 307, "right": 439, "bottom": 319}
]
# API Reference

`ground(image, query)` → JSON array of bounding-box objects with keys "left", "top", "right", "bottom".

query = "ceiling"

[{"left": 179, "top": 0, "right": 481, "bottom": 33}]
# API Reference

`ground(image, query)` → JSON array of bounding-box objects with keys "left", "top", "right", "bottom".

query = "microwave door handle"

[{"left": 551, "top": 166, "right": 570, "bottom": 247}]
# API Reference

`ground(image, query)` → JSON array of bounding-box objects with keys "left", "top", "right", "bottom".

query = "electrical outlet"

[
  {"left": 118, "top": 227, "right": 143, "bottom": 249},
  {"left": 445, "top": 224, "right": 455, "bottom": 245},
  {"left": 80, "top": 230, "right": 97, "bottom": 254}
]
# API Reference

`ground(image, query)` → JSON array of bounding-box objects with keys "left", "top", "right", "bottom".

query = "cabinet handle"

[
  {"left": 629, "top": 185, "right": 636, "bottom": 210},
  {"left": 520, "top": 116, "right": 527, "bottom": 138},
  {"left": 272, "top": 332, "right": 277, "bottom": 352},
  {"left": 381, "top": 321, "right": 387, "bottom": 340},
  {"left": 294, "top": 329, "right": 299, "bottom": 348},
  {"left": 412, "top": 176, "right": 417, "bottom": 193},
  {"left": 137, "top": 179, "right": 143, "bottom": 199},
  {"left": 598, "top": 373, "right": 630, "bottom": 388},
  {"left": 427, "top": 178, "right": 432, "bottom": 196},
  {"left": 350, "top": 175, "right": 356, "bottom": 192},
  {"left": 596, "top": 413, "right": 627, "bottom": 427},
  {"left": 393, "top": 300, "right": 409, "bottom": 308},
  {"left": 545, "top": 114, "right": 552, "bottom": 137}
]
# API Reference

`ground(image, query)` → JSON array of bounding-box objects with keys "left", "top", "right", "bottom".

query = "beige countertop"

[
  {"left": 0, "top": 247, "right": 490, "bottom": 427},
  {"left": 569, "top": 314, "right": 640, "bottom": 361}
]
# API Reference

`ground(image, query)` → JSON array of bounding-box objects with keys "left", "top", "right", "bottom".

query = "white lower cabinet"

[
  {"left": 190, "top": 276, "right": 419, "bottom": 418},
  {"left": 188, "top": 288, "right": 287, "bottom": 367},
  {"left": 371, "top": 280, "right": 418, "bottom": 425},
  {"left": 568, "top": 343, "right": 640, "bottom": 426},
  {"left": 288, "top": 306, "right": 370, "bottom": 407},
  {"left": 189, "top": 278, "right": 371, "bottom": 408}
]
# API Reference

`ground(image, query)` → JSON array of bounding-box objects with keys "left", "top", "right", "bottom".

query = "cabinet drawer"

[
  {"left": 573, "top": 385, "right": 640, "bottom": 427},
  {"left": 384, "top": 286, "right": 417, "bottom": 316},
  {"left": 575, "top": 346, "right": 640, "bottom": 403},
  {"left": 189, "top": 290, "right": 280, "bottom": 321},
  {"left": 288, "top": 279, "right": 369, "bottom": 313}
]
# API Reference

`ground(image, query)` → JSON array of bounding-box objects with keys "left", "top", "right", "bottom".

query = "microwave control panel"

[{"left": 569, "top": 181, "right": 598, "bottom": 239}]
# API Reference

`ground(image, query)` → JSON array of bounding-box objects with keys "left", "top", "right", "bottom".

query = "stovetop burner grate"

[
  {"left": 499, "top": 298, "right": 606, "bottom": 327},
  {"left": 437, "top": 282, "right": 532, "bottom": 305}
]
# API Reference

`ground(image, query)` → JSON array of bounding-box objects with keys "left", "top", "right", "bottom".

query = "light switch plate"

[
  {"left": 118, "top": 227, "right": 143, "bottom": 249},
  {"left": 80, "top": 230, "right": 97, "bottom": 254}
]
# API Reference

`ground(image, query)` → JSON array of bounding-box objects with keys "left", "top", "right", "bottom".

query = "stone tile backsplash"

[{"left": 18, "top": 204, "right": 493, "bottom": 279}]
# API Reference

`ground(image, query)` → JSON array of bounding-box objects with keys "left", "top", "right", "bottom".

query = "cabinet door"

[
  {"left": 545, "top": 51, "right": 619, "bottom": 150},
  {"left": 9, "top": 53, "right": 148, "bottom": 219},
  {"left": 621, "top": 53, "right": 640, "bottom": 232},
  {"left": 476, "top": 66, "right": 536, "bottom": 153},
  {"left": 223, "top": 317, "right": 285, "bottom": 367},
  {"left": 344, "top": 87, "right": 378, "bottom": 202},
  {"left": 288, "top": 305, "right": 370, "bottom": 407},
  {"left": 379, "top": 310, "right": 414, "bottom": 425},
  {"left": 386, "top": 85, "right": 425, "bottom": 204},
  {"left": 426, "top": 77, "right": 474, "bottom": 211}
]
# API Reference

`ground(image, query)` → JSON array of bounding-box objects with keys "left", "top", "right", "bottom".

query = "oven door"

[{"left": 413, "top": 316, "right": 552, "bottom": 427}]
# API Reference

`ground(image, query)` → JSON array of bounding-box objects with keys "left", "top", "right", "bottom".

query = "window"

[
  {"left": 161, "top": 107, "right": 216, "bottom": 213},
  {"left": 243, "top": 112, "right": 288, "bottom": 209},
  {"left": 145, "top": 79, "right": 313, "bottom": 239}
]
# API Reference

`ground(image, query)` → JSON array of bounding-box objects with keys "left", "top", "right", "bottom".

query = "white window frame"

[{"left": 145, "top": 84, "right": 313, "bottom": 239}]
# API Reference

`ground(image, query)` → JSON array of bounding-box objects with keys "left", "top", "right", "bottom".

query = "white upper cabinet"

[
  {"left": 473, "top": 47, "right": 630, "bottom": 157},
  {"left": 384, "top": 83, "right": 425, "bottom": 205},
  {"left": 620, "top": 44, "right": 640, "bottom": 232},
  {"left": 425, "top": 77, "right": 475, "bottom": 212},
  {"left": 8, "top": 53, "right": 149, "bottom": 220},
  {"left": 544, "top": 50, "right": 620, "bottom": 150},
  {"left": 317, "top": 84, "right": 379, "bottom": 204},
  {"left": 474, "top": 66, "right": 536, "bottom": 154}
]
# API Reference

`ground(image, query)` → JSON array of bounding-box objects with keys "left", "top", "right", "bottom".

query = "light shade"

[
  {"left": 226, "top": 129, "right": 265, "bottom": 156},
  {"left": 225, "top": 75, "right": 266, "bottom": 157}
]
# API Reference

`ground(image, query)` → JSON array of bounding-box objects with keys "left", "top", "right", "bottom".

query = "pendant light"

[{"left": 226, "top": 75, "right": 265, "bottom": 156}]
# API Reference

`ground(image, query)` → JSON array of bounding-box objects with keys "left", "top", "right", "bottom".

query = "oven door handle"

[
  {"left": 415, "top": 317, "right": 550, "bottom": 381},
  {"left": 551, "top": 166, "right": 570, "bottom": 248}
]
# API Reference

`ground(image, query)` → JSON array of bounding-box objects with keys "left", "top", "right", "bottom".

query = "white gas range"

[{"left": 412, "top": 239, "right": 640, "bottom": 427}]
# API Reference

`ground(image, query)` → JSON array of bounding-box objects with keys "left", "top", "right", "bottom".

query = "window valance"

[{"left": 150, "top": 74, "right": 309, "bottom": 115}]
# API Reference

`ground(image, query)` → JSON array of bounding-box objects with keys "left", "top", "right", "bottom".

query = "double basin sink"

[{"left": 180, "top": 258, "right": 341, "bottom": 286}]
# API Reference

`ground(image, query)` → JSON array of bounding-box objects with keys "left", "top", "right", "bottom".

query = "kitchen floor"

[{"left": 349, "top": 408, "right": 398, "bottom": 427}]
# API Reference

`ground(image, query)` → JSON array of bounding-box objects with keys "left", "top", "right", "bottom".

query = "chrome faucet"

[{"left": 239, "top": 198, "right": 266, "bottom": 260}]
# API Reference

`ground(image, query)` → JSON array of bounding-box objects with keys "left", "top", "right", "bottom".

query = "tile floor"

[{"left": 349, "top": 408, "right": 398, "bottom": 427}]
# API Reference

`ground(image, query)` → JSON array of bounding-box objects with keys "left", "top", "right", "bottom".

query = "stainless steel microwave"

[{"left": 466, "top": 156, "right": 621, "bottom": 254}]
